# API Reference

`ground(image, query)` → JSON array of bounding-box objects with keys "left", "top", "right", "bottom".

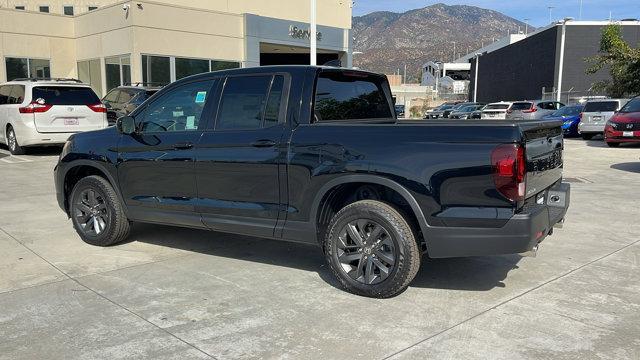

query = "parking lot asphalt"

[{"left": 0, "top": 139, "right": 639, "bottom": 360}]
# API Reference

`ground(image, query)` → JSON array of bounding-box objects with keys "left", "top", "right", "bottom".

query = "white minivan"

[
  {"left": 0, "top": 79, "right": 107, "bottom": 155},
  {"left": 578, "top": 99, "right": 629, "bottom": 140}
]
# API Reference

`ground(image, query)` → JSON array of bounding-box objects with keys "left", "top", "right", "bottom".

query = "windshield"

[
  {"left": 485, "top": 104, "right": 510, "bottom": 110},
  {"left": 551, "top": 105, "right": 582, "bottom": 117},
  {"left": 584, "top": 101, "right": 618, "bottom": 112},
  {"left": 33, "top": 86, "right": 100, "bottom": 105},
  {"left": 510, "top": 102, "right": 533, "bottom": 110},
  {"left": 619, "top": 98, "right": 640, "bottom": 113}
]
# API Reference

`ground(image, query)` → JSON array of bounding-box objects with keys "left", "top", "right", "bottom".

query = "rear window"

[
  {"left": 619, "top": 98, "right": 640, "bottom": 113},
  {"left": 33, "top": 86, "right": 100, "bottom": 105},
  {"left": 552, "top": 105, "right": 582, "bottom": 117},
  {"left": 314, "top": 71, "right": 393, "bottom": 121},
  {"left": 485, "top": 104, "right": 510, "bottom": 110},
  {"left": 584, "top": 101, "right": 618, "bottom": 112},
  {"left": 511, "top": 102, "right": 533, "bottom": 110}
]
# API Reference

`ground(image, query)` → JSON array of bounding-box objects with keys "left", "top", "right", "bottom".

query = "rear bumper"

[
  {"left": 578, "top": 123, "right": 604, "bottom": 134},
  {"left": 426, "top": 182, "right": 570, "bottom": 258},
  {"left": 11, "top": 118, "right": 75, "bottom": 147}
]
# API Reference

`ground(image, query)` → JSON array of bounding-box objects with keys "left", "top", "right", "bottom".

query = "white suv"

[
  {"left": 578, "top": 99, "right": 629, "bottom": 140},
  {"left": 0, "top": 78, "right": 107, "bottom": 155}
]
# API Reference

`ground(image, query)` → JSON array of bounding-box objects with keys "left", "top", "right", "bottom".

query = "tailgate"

[
  {"left": 35, "top": 105, "right": 105, "bottom": 133},
  {"left": 522, "top": 121, "right": 563, "bottom": 199},
  {"left": 31, "top": 85, "right": 105, "bottom": 133}
]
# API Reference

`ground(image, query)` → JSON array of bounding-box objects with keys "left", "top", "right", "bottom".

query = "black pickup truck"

[{"left": 54, "top": 66, "right": 569, "bottom": 298}]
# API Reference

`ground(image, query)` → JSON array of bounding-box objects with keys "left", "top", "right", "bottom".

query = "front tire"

[
  {"left": 6, "top": 126, "right": 26, "bottom": 155},
  {"left": 324, "top": 200, "right": 421, "bottom": 298},
  {"left": 69, "top": 175, "right": 130, "bottom": 246}
]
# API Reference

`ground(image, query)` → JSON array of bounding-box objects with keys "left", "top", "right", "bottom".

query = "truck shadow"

[
  {"left": 611, "top": 162, "right": 640, "bottom": 174},
  {"left": 129, "top": 223, "right": 520, "bottom": 293}
]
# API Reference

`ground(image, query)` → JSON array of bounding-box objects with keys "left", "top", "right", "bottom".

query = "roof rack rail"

[
  {"left": 123, "top": 82, "right": 166, "bottom": 87},
  {"left": 11, "top": 77, "right": 84, "bottom": 83}
]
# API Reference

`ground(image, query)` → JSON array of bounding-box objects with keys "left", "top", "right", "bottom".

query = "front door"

[
  {"left": 195, "top": 74, "right": 289, "bottom": 238},
  {"left": 117, "top": 79, "right": 216, "bottom": 227}
]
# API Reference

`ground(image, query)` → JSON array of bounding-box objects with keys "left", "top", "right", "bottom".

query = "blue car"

[{"left": 542, "top": 105, "right": 584, "bottom": 137}]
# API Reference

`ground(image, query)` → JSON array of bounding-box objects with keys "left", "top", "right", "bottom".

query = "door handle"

[
  {"left": 173, "top": 142, "right": 194, "bottom": 150},
  {"left": 251, "top": 139, "right": 277, "bottom": 148}
]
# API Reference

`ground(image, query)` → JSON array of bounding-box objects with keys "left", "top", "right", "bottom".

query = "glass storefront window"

[
  {"left": 105, "top": 55, "right": 132, "bottom": 92},
  {"left": 210, "top": 60, "right": 240, "bottom": 72},
  {"left": 142, "top": 55, "right": 171, "bottom": 86},
  {"left": 77, "top": 59, "right": 103, "bottom": 97},
  {"left": 142, "top": 55, "right": 240, "bottom": 85},
  {"left": 5, "top": 58, "right": 50, "bottom": 81},
  {"left": 175, "top": 58, "right": 209, "bottom": 80}
]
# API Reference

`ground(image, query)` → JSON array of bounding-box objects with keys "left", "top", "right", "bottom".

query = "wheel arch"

[
  {"left": 311, "top": 175, "right": 431, "bottom": 253},
  {"left": 61, "top": 161, "right": 125, "bottom": 216}
]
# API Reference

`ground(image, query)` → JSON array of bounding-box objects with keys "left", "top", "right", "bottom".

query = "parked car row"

[
  {"left": 422, "top": 96, "right": 640, "bottom": 147},
  {"left": 0, "top": 78, "right": 162, "bottom": 155}
]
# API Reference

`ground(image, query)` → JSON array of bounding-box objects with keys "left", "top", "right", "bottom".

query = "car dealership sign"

[{"left": 289, "top": 25, "right": 322, "bottom": 41}]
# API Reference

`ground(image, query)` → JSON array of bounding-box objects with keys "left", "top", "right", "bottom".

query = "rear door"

[
  {"left": 0, "top": 85, "right": 11, "bottom": 143},
  {"left": 32, "top": 85, "right": 105, "bottom": 133},
  {"left": 195, "top": 73, "right": 290, "bottom": 238}
]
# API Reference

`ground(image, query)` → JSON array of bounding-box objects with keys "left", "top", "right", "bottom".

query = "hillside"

[{"left": 352, "top": 3, "right": 533, "bottom": 82}]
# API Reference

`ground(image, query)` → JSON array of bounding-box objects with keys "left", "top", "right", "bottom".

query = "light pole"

[
  {"left": 548, "top": 6, "right": 555, "bottom": 24},
  {"left": 524, "top": 18, "right": 530, "bottom": 35},
  {"left": 579, "top": 0, "right": 583, "bottom": 20},
  {"left": 310, "top": 0, "right": 317, "bottom": 65},
  {"left": 473, "top": 53, "right": 482, "bottom": 102},
  {"left": 452, "top": 41, "right": 456, "bottom": 62},
  {"left": 556, "top": 17, "right": 573, "bottom": 102}
]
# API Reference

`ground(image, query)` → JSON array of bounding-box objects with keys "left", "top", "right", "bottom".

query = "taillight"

[
  {"left": 19, "top": 102, "right": 52, "bottom": 113},
  {"left": 506, "top": 109, "right": 513, "bottom": 114},
  {"left": 579, "top": 112, "right": 583, "bottom": 120},
  {"left": 87, "top": 103, "right": 107, "bottom": 113},
  {"left": 523, "top": 105, "right": 537, "bottom": 113},
  {"left": 491, "top": 144, "right": 526, "bottom": 202}
]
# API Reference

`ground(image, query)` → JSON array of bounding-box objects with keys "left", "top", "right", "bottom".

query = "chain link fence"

[{"left": 540, "top": 87, "right": 607, "bottom": 105}]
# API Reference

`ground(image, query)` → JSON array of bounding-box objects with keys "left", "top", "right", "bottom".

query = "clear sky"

[{"left": 352, "top": 0, "right": 640, "bottom": 27}]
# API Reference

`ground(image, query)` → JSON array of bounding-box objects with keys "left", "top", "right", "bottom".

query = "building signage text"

[{"left": 288, "top": 25, "right": 322, "bottom": 41}]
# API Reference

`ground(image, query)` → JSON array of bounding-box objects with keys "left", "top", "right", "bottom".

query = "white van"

[
  {"left": 0, "top": 78, "right": 107, "bottom": 154},
  {"left": 578, "top": 99, "right": 629, "bottom": 140}
]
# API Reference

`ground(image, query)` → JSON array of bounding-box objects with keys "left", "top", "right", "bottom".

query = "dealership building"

[
  {"left": 0, "top": 0, "right": 353, "bottom": 96},
  {"left": 468, "top": 20, "right": 640, "bottom": 103}
]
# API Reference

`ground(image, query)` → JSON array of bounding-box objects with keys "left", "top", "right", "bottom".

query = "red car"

[{"left": 605, "top": 96, "right": 640, "bottom": 147}]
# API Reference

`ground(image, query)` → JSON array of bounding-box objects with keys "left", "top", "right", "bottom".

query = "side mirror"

[{"left": 117, "top": 116, "right": 136, "bottom": 135}]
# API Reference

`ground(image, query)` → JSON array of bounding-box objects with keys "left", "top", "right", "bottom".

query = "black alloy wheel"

[
  {"left": 336, "top": 219, "right": 396, "bottom": 285},
  {"left": 325, "top": 200, "right": 421, "bottom": 298},
  {"left": 74, "top": 188, "right": 111, "bottom": 237},
  {"left": 69, "top": 175, "right": 130, "bottom": 246}
]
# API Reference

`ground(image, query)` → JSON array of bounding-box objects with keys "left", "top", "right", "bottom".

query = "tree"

[{"left": 586, "top": 24, "right": 640, "bottom": 98}]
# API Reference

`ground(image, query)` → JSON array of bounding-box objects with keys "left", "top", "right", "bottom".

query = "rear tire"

[
  {"left": 69, "top": 175, "right": 130, "bottom": 246},
  {"left": 6, "top": 126, "right": 26, "bottom": 155},
  {"left": 324, "top": 200, "right": 421, "bottom": 298},
  {"left": 606, "top": 142, "right": 620, "bottom": 148},
  {"left": 581, "top": 133, "right": 594, "bottom": 140}
]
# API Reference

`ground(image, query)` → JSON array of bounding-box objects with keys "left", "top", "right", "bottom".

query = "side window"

[
  {"left": 264, "top": 75, "right": 285, "bottom": 127},
  {"left": 216, "top": 75, "right": 274, "bottom": 130},
  {"left": 119, "top": 90, "right": 135, "bottom": 104},
  {"left": 103, "top": 89, "right": 120, "bottom": 103},
  {"left": 0, "top": 86, "right": 10, "bottom": 105},
  {"left": 9, "top": 85, "right": 25, "bottom": 104},
  {"left": 314, "top": 71, "right": 393, "bottom": 121},
  {"left": 139, "top": 80, "right": 214, "bottom": 133}
]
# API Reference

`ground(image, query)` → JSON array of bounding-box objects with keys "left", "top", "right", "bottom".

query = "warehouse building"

[
  {"left": 468, "top": 20, "right": 640, "bottom": 103},
  {"left": 0, "top": 0, "right": 353, "bottom": 96}
]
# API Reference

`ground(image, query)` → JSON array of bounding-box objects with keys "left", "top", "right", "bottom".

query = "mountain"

[{"left": 352, "top": 3, "right": 534, "bottom": 82}]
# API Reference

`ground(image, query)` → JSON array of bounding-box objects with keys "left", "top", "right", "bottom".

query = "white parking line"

[{"left": 0, "top": 155, "right": 33, "bottom": 163}]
